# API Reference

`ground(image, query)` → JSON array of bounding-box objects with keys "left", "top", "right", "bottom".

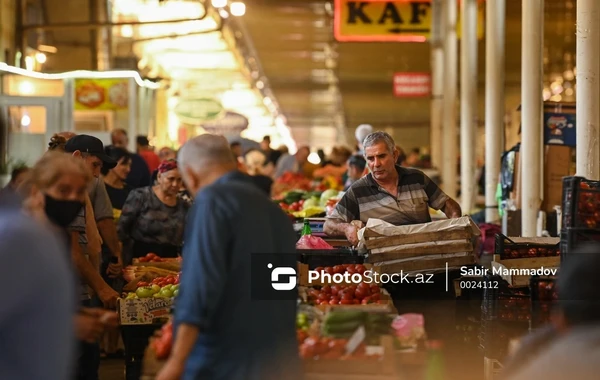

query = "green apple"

[
  {"left": 173, "top": 289, "right": 179, "bottom": 297},
  {"left": 136, "top": 286, "right": 154, "bottom": 298},
  {"left": 172, "top": 284, "right": 180, "bottom": 291},
  {"left": 151, "top": 284, "right": 161, "bottom": 294},
  {"left": 160, "top": 288, "right": 174, "bottom": 298},
  {"left": 153, "top": 292, "right": 163, "bottom": 298}
]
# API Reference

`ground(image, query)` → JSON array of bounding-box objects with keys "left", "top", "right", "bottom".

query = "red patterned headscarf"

[{"left": 158, "top": 159, "right": 178, "bottom": 174}]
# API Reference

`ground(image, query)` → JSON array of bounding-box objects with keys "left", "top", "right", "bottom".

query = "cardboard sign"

[
  {"left": 118, "top": 297, "right": 174, "bottom": 325},
  {"left": 345, "top": 325, "right": 367, "bottom": 354}
]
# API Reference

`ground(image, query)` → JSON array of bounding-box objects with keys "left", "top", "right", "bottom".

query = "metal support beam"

[
  {"left": 485, "top": 0, "right": 505, "bottom": 223},
  {"left": 460, "top": 0, "right": 478, "bottom": 214},
  {"left": 576, "top": 0, "right": 600, "bottom": 180},
  {"left": 521, "top": 0, "right": 544, "bottom": 237},
  {"left": 442, "top": 0, "right": 458, "bottom": 198},
  {"left": 430, "top": 0, "right": 444, "bottom": 172}
]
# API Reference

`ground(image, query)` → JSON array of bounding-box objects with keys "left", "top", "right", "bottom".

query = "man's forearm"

[
  {"left": 97, "top": 219, "right": 121, "bottom": 259},
  {"left": 441, "top": 198, "right": 462, "bottom": 218},
  {"left": 171, "top": 323, "right": 199, "bottom": 364},
  {"left": 70, "top": 232, "right": 110, "bottom": 293},
  {"left": 324, "top": 219, "right": 351, "bottom": 237}
]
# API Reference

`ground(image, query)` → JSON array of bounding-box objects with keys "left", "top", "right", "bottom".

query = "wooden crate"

[
  {"left": 304, "top": 335, "right": 398, "bottom": 380},
  {"left": 363, "top": 226, "right": 477, "bottom": 274},
  {"left": 491, "top": 255, "right": 560, "bottom": 286}
]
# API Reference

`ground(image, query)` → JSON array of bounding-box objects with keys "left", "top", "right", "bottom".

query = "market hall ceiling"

[{"left": 28, "top": 0, "right": 577, "bottom": 140}]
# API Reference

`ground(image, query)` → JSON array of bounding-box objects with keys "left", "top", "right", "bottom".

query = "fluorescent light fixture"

[
  {"left": 230, "top": 2, "right": 246, "bottom": 16},
  {"left": 121, "top": 25, "right": 134, "bottom": 38},
  {"left": 20, "top": 114, "right": 31, "bottom": 127},
  {"left": 153, "top": 51, "right": 239, "bottom": 70},
  {"left": 220, "top": 89, "right": 260, "bottom": 109},
  {"left": 212, "top": 0, "right": 227, "bottom": 7},
  {"left": 25, "top": 56, "right": 34, "bottom": 71},
  {"left": 218, "top": 8, "right": 229, "bottom": 18},
  {"left": 0, "top": 62, "right": 161, "bottom": 89},
  {"left": 37, "top": 44, "right": 58, "bottom": 54}
]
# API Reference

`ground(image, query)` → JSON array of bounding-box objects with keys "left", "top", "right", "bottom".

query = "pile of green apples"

[{"left": 125, "top": 283, "right": 180, "bottom": 299}]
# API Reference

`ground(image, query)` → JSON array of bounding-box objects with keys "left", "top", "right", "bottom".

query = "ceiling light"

[
  {"left": 121, "top": 25, "right": 134, "bottom": 38},
  {"left": 212, "top": 0, "right": 227, "bottom": 7},
  {"left": 230, "top": 2, "right": 245, "bottom": 16},
  {"left": 255, "top": 80, "right": 264, "bottom": 90},
  {"left": 308, "top": 152, "right": 321, "bottom": 165},
  {"left": 20, "top": 114, "right": 31, "bottom": 127},
  {"left": 37, "top": 44, "right": 57, "bottom": 53},
  {"left": 218, "top": 8, "right": 229, "bottom": 18},
  {"left": 35, "top": 52, "right": 47, "bottom": 63}
]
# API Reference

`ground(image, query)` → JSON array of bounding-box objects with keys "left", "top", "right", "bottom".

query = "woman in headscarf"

[{"left": 118, "top": 159, "right": 189, "bottom": 260}]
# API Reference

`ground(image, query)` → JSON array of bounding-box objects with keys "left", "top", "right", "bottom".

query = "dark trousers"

[{"left": 75, "top": 300, "right": 100, "bottom": 380}]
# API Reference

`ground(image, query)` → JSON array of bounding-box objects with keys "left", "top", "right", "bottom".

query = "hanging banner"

[
  {"left": 74, "top": 78, "right": 129, "bottom": 110},
  {"left": 543, "top": 102, "right": 576, "bottom": 147},
  {"left": 173, "top": 97, "right": 225, "bottom": 125},
  {"left": 334, "top": 0, "right": 485, "bottom": 42}
]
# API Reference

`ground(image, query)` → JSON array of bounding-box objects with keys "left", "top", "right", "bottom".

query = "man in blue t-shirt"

[{"left": 157, "top": 134, "right": 301, "bottom": 380}]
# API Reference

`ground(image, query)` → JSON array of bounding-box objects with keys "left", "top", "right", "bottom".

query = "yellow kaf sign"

[{"left": 334, "top": 0, "right": 485, "bottom": 42}]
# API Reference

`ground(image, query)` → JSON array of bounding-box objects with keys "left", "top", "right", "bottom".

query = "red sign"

[{"left": 393, "top": 72, "right": 431, "bottom": 97}]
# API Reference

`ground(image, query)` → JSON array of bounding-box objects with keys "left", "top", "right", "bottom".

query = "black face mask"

[{"left": 44, "top": 194, "right": 84, "bottom": 228}]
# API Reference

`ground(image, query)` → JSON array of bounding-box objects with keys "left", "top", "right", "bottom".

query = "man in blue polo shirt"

[{"left": 156, "top": 134, "right": 300, "bottom": 380}]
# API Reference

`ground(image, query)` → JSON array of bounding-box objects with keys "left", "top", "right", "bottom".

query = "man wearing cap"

[{"left": 64, "top": 135, "right": 123, "bottom": 293}]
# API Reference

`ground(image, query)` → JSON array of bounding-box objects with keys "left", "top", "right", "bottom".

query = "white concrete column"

[
  {"left": 576, "top": 0, "right": 600, "bottom": 180},
  {"left": 430, "top": 0, "right": 444, "bottom": 171},
  {"left": 485, "top": 0, "right": 506, "bottom": 223},
  {"left": 460, "top": 0, "right": 478, "bottom": 214},
  {"left": 521, "top": 0, "right": 544, "bottom": 237},
  {"left": 442, "top": 0, "right": 458, "bottom": 198}
]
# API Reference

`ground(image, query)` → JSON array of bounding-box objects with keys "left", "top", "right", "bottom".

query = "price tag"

[{"left": 345, "top": 325, "right": 366, "bottom": 355}]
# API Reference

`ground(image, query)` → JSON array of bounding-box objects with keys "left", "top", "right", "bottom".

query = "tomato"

[
  {"left": 164, "top": 277, "right": 175, "bottom": 285},
  {"left": 151, "top": 258, "right": 162, "bottom": 262},
  {"left": 355, "top": 264, "right": 367, "bottom": 274},
  {"left": 321, "top": 285, "right": 332, "bottom": 294},
  {"left": 279, "top": 202, "right": 288, "bottom": 209},
  {"left": 370, "top": 293, "right": 381, "bottom": 301},
  {"left": 340, "top": 299, "right": 353, "bottom": 305},
  {"left": 314, "top": 266, "right": 324, "bottom": 273},
  {"left": 341, "top": 292, "right": 354, "bottom": 300},
  {"left": 309, "top": 289, "right": 320, "bottom": 299},
  {"left": 353, "top": 299, "right": 360, "bottom": 305},
  {"left": 319, "top": 300, "right": 330, "bottom": 306},
  {"left": 329, "top": 298, "right": 339, "bottom": 305},
  {"left": 361, "top": 297, "right": 372, "bottom": 305},
  {"left": 147, "top": 253, "right": 157, "bottom": 259},
  {"left": 137, "top": 281, "right": 149, "bottom": 288},
  {"left": 370, "top": 284, "right": 380, "bottom": 293},
  {"left": 318, "top": 293, "right": 329, "bottom": 301},
  {"left": 138, "top": 257, "right": 149, "bottom": 262},
  {"left": 333, "top": 265, "right": 345, "bottom": 274},
  {"left": 299, "top": 199, "right": 305, "bottom": 206},
  {"left": 346, "top": 267, "right": 356, "bottom": 275},
  {"left": 355, "top": 289, "right": 368, "bottom": 300},
  {"left": 324, "top": 267, "right": 334, "bottom": 275},
  {"left": 331, "top": 285, "right": 340, "bottom": 296},
  {"left": 174, "top": 277, "right": 180, "bottom": 285}
]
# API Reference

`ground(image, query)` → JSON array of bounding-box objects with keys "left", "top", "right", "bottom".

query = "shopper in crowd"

[
  {"left": 156, "top": 134, "right": 300, "bottom": 380},
  {"left": 274, "top": 146, "right": 310, "bottom": 179},
  {"left": 0, "top": 165, "right": 29, "bottom": 196},
  {"left": 324, "top": 131, "right": 461, "bottom": 244},
  {"left": 101, "top": 146, "right": 132, "bottom": 221},
  {"left": 504, "top": 243, "right": 600, "bottom": 380},
  {"left": 64, "top": 135, "right": 124, "bottom": 287},
  {"left": 396, "top": 145, "right": 407, "bottom": 166},
  {"left": 260, "top": 135, "right": 282, "bottom": 167},
  {"left": 244, "top": 149, "right": 274, "bottom": 195},
  {"left": 404, "top": 148, "right": 421, "bottom": 167},
  {"left": 110, "top": 129, "right": 152, "bottom": 188},
  {"left": 344, "top": 154, "right": 367, "bottom": 190},
  {"left": 118, "top": 159, "right": 189, "bottom": 259},
  {"left": 313, "top": 146, "right": 353, "bottom": 179},
  {"left": 16, "top": 152, "right": 118, "bottom": 380},
  {"left": 354, "top": 123, "right": 373, "bottom": 154},
  {"left": 0, "top": 180, "right": 76, "bottom": 380},
  {"left": 159, "top": 146, "right": 177, "bottom": 161},
  {"left": 137, "top": 135, "right": 161, "bottom": 173}
]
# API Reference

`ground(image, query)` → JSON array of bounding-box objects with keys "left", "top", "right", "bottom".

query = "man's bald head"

[
  {"left": 111, "top": 128, "right": 128, "bottom": 148},
  {"left": 178, "top": 134, "right": 238, "bottom": 195}
]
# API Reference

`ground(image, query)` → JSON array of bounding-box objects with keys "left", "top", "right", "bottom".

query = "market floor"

[{"left": 99, "top": 359, "right": 125, "bottom": 380}]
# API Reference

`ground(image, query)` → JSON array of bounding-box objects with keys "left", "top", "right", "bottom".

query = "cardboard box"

[
  {"left": 542, "top": 145, "right": 572, "bottom": 212},
  {"left": 118, "top": 297, "right": 173, "bottom": 325}
]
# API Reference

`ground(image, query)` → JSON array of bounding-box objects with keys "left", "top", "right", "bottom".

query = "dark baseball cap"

[{"left": 64, "top": 135, "right": 117, "bottom": 169}]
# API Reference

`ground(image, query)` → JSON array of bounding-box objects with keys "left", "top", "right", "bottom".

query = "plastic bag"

[
  {"left": 296, "top": 235, "right": 334, "bottom": 250},
  {"left": 391, "top": 314, "right": 426, "bottom": 348}
]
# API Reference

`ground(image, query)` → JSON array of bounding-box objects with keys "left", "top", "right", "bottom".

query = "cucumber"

[{"left": 322, "top": 321, "right": 364, "bottom": 337}]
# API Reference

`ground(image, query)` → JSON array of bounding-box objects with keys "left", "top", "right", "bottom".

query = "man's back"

[
  {"left": 176, "top": 171, "right": 300, "bottom": 380},
  {"left": 0, "top": 204, "right": 75, "bottom": 380}
]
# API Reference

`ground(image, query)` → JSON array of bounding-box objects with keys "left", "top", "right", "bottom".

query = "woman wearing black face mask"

[{"left": 18, "top": 152, "right": 119, "bottom": 379}]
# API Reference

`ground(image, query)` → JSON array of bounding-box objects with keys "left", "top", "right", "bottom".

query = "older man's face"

[
  {"left": 364, "top": 141, "right": 398, "bottom": 183},
  {"left": 112, "top": 132, "right": 128, "bottom": 148}
]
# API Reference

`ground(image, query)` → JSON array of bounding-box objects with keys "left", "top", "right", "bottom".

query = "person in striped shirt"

[{"left": 324, "top": 131, "right": 461, "bottom": 245}]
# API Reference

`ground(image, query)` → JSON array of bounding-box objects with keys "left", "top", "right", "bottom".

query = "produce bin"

[
  {"left": 479, "top": 276, "right": 530, "bottom": 360},
  {"left": 495, "top": 234, "right": 560, "bottom": 260},
  {"left": 561, "top": 176, "right": 600, "bottom": 229},
  {"left": 559, "top": 227, "right": 600, "bottom": 261},
  {"left": 529, "top": 275, "right": 558, "bottom": 329}
]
